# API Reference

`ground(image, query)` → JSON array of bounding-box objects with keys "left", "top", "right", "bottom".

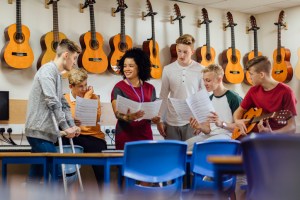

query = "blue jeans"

[{"left": 27, "top": 136, "right": 59, "bottom": 182}]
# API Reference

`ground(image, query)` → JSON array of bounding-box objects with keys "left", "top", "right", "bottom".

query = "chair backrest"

[
  {"left": 191, "top": 139, "right": 241, "bottom": 177},
  {"left": 122, "top": 140, "right": 187, "bottom": 200},
  {"left": 241, "top": 133, "right": 300, "bottom": 200},
  {"left": 56, "top": 145, "right": 83, "bottom": 174}
]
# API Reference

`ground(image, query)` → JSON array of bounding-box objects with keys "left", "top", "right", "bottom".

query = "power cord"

[{"left": 7, "top": 128, "right": 17, "bottom": 145}]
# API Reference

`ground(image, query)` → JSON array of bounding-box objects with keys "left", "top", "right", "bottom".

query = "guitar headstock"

[
  {"left": 201, "top": 8, "right": 212, "bottom": 24},
  {"left": 47, "top": 0, "right": 59, "bottom": 5},
  {"left": 226, "top": 12, "right": 237, "bottom": 27},
  {"left": 116, "top": 0, "right": 127, "bottom": 11},
  {"left": 145, "top": 0, "right": 157, "bottom": 17},
  {"left": 278, "top": 10, "right": 285, "bottom": 26},
  {"left": 249, "top": 15, "right": 260, "bottom": 31},
  {"left": 272, "top": 110, "right": 292, "bottom": 125},
  {"left": 82, "top": 0, "right": 95, "bottom": 9},
  {"left": 173, "top": 4, "right": 185, "bottom": 20}
]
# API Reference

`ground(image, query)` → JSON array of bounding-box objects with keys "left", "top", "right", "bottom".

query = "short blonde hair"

[
  {"left": 176, "top": 34, "right": 195, "bottom": 49},
  {"left": 56, "top": 38, "right": 81, "bottom": 57},
  {"left": 202, "top": 64, "right": 224, "bottom": 77},
  {"left": 68, "top": 68, "right": 88, "bottom": 86}
]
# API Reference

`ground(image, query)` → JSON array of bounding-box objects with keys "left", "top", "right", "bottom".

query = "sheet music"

[
  {"left": 169, "top": 98, "right": 193, "bottom": 121},
  {"left": 116, "top": 95, "right": 161, "bottom": 120},
  {"left": 75, "top": 96, "right": 98, "bottom": 126},
  {"left": 186, "top": 90, "right": 215, "bottom": 123}
]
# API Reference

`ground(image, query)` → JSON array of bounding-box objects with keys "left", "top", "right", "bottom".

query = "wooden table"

[
  {"left": 207, "top": 155, "right": 244, "bottom": 191},
  {"left": 0, "top": 152, "right": 49, "bottom": 185}
]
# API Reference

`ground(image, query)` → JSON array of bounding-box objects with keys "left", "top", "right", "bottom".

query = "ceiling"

[{"left": 170, "top": 0, "right": 300, "bottom": 14}]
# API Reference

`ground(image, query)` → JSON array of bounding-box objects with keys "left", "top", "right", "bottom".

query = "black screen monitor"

[{"left": 0, "top": 91, "right": 9, "bottom": 120}]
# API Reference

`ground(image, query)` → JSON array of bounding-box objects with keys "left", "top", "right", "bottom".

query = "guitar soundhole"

[
  {"left": 119, "top": 42, "right": 128, "bottom": 52},
  {"left": 231, "top": 55, "right": 237, "bottom": 64},
  {"left": 276, "top": 55, "right": 282, "bottom": 63},
  {"left": 206, "top": 53, "right": 211, "bottom": 61},
  {"left": 52, "top": 42, "right": 59, "bottom": 52},
  {"left": 90, "top": 40, "right": 99, "bottom": 50},
  {"left": 14, "top": 33, "right": 24, "bottom": 44}
]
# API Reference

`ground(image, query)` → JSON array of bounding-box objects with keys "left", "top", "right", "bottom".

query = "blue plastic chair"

[
  {"left": 122, "top": 140, "right": 187, "bottom": 200},
  {"left": 241, "top": 133, "right": 300, "bottom": 200},
  {"left": 190, "top": 139, "right": 241, "bottom": 196},
  {"left": 56, "top": 145, "right": 83, "bottom": 174}
]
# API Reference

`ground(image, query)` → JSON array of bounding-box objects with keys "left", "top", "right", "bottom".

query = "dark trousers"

[{"left": 62, "top": 135, "right": 107, "bottom": 187}]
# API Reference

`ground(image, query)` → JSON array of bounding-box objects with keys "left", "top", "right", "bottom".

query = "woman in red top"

[{"left": 111, "top": 48, "right": 159, "bottom": 150}]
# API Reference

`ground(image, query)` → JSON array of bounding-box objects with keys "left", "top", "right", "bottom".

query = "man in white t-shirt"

[{"left": 157, "top": 34, "right": 205, "bottom": 141}]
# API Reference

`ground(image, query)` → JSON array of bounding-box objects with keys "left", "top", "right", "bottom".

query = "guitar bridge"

[
  {"left": 88, "top": 58, "right": 102, "bottom": 62},
  {"left": 12, "top": 52, "right": 27, "bottom": 57}
]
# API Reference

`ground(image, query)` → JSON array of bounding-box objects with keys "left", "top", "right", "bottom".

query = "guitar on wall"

[
  {"left": 232, "top": 107, "right": 292, "bottom": 140},
  {"left": 196, "top": 8, "right": 216, "bottom": 67},
  {"left": 142, "top": 0, "right": 162, "bottom": 79},
  {"left": 37, "top": 0, "right": 67, "bottom": 70},
  {"left": 1, "top": 0, "right": 34, "bottom": 69},
  {"left": 108, "top": 0, "right": 133, "bottom": 75},
  {"left": 169, "top": 3, "right": 185, "bottom": 63},
  {"left": 78, "top": 0, "right": 108, "bottom": 74},
  {"left": 221, "top": 12, "right": 244, "bottom": 84},
  {"left": 243, "top": 15, "right": 262, "bottom": 85},
  {"left": 272, "top": 10, "right": 293, "bottom": 83}
]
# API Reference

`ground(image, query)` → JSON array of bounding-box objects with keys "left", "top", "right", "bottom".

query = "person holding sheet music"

[
  {"left": 186, "top": 64, "right": 242, "bottom": 151},
  {"left": 25, "top": 39, "right": 81, "bottom": 184},
  {"left": 111, "top": 48, "right": 160, "bottom": 150},
  {"left": 64, "top": 68, "right": 107, "bottom": 187},
  {"left": 157, "top": 34, "right": 205, "bottom": 141}
]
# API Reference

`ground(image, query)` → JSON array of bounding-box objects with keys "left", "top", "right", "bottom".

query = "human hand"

[
  {"left": 64, "top": 127, "right": 76, "bottom": 138},
  {"left": 234, "top": 119, "right": 249, "bottom": 135},
  {"left": 84, "top": 86, "right": 94, "bottom": 99},
  {"left": 151, "top": 116, "right": 161, "bottom": 124},
  {"left": 189, "top": 117, "right": 201, "bottom": 130},
  {"left": 127, "top": 109, "right": 145, "bottom": 121},
  {"left": 207, "top": 112, "right": 222, "bottom": 127},
  {"left": 257, "top": 119, "right": 272, "bottom": 133},
  {"left": 157, "top": 122, "right": 166, "bottom": 138},
  {"left": 74, "top": 118, "right": 81, "bottom": 126}
]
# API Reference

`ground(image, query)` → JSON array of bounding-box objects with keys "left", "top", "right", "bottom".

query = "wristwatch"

[{"left": 221, "top": 121, "right": 227, "bottom": 129}]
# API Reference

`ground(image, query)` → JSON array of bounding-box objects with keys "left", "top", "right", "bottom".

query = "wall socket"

[{"left": 0, "top": 124, "right": 24, "bottom": 134}]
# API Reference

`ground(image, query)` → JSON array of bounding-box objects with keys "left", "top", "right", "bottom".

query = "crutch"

[{"left": 51, "top": 112, "right": 84, "bottom": 193}]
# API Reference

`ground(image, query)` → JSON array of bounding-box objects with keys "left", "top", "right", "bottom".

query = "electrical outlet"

[{"left": 0, "top": 124, "right": 24, "bottom": 134}]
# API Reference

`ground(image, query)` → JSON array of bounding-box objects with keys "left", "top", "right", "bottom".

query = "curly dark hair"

[{"left": 118, "top": 48, "right": 151, "bottom": 81}]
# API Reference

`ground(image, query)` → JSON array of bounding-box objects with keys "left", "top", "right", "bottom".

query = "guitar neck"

[
  {"left": 16, "top": 0, "right": 22, "bottom": 35},
  {"left": 120, "top": 8, "right": 126, "bottom": 44},
  {"left": 206, "top": 23, "right": 211, "bottom": 54},
  {"left": 252, "top": 112, "right": 274, "bottom": 123},
  {"left": 53, "top": 1, "right": 59, "bottom": 43},
  {"left": 89, "top": 4, "right": 97, "bottom": 41},
  {"left": 151, "top": 15, "right": 156, "bottom": 50},
  {"left": 253, "top": 29, "right": 259, "bottom": 57},
  {"left": 231, "top": 26, "right": 236, "bottom": 57},
  {"left": 179, "top": 18, "right": 183, "bottom": 36},
  {"left": 277, "top": 24, "right": 282, "bottom": 56}
]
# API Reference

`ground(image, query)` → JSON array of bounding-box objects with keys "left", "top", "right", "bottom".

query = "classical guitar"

[
  {"left": 142, "top": 0, "right": 162, "bottom": 79},
  {"left": 221, "top": 12, "right": 244, "bottom": 84},
  {"left": 196, "top": 8, "right": 215, "bottom": 67},
  {"left": 272, "top": 10, "right": 293, "bottom": 83},
  {"left": 78, "top": 0, "right": 108, "bottom": 74},
  {"left": 243, "top": 15, "right": 262, "bottom": 85},
  {"left": 232, "top": 107, "right": 292, "bottom": 140},
  {"left": 294, "top": 48, "right": 300, "bottom": 80},
  {"left": 108, "top": 0, "right": 133, "bottom": 75},
  {"left": 37, "top": 0, "right": 67, "bottom": 70},
  {"left": 1, "top": 0, "right": 34, "bottom": 69},
  {"left": 169, "top": 4, "right": 185, "bottom": 63}
]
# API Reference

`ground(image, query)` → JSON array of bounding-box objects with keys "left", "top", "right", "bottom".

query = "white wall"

[{"left": 0, "top": 0, "right": 299, "bottom": 128}]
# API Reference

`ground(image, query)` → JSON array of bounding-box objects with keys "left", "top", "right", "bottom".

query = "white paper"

[
  {"left": 169, "top": 98, "right": 193, "bottom": 121},
  {"left": 186, "top": 90, "right": 215, "bottom": 123},
  {"left": 75, "top": 96, "right": 98, "bottom": 126},
  {"left": 116, "top": 95, "right": 162, "bottom": 120},
  {"left": 169, "top": 90, "right": 215, "bottom": 123}
]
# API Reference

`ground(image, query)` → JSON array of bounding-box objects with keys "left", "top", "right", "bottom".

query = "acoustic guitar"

[
  {"left": 169, "top": 4, "right": 185, "bottom": 63},
  {"left": 1, "top": 0, "right": 34, "bottom": 69},
  {"left": 232, "top": 107, "right": 292, "bottom": 140},
  {"left": 196, "top": 8, "right": 215, "bottom": 67},
  {"left": 37, "top": 0, "right": 67, "bottom": 70},
  {"left": 294, "top": 48, "right": 300, "bottom": 80},
  {"left": 243, "top": 15, "right": 262, "bottom": 85},
  {"left": 272, "top": 10, "right": 293, "bottom": 83},
  {"left": 221, "top": 12, "right": 244, "bottom": 84},
  {"left": 78, "top": 0, "right": 108, "bottom": 74},
  {"left": 142, "top": 0, "right": 162, "bottom": 79},
  {"left": 108, "top": 0, "right": 133, "bottom": 75}
]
